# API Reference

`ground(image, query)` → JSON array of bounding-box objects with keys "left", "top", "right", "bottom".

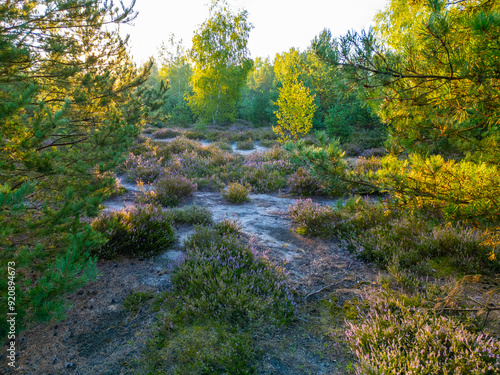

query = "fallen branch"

[{"left": 304, "top": 280, "right": 344, "bottom": 300}]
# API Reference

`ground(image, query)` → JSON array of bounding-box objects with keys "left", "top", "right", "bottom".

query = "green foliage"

[
  {"left": 236, "top": 139, "right": 255, "bottom": 150},
  {"left": 143, "top": 173, "right": 198, "bottom": 207},
  {"left": 346, "top": 290, "right": 500, "bottom": 375},
  {"left": 158, "top": 35, "right": 194, "bottom": 125},
  {"left": 287, "top": 168, "right": 324, "bottom": 196},
  {"left": 144, "top": 322, "right": 256, "bottom": 374},
  {"left": 167, "top": 205, "right": 213, "bottom": 225},
  {"left": 0, "top": 0, "right": 166, "bottom": 337},
  {"left": 313, "top": 1, "right": 500, "bottom": 163},
  {"left": 284, "top": 133, "right": 351, "bottom": 195},
  {"left": 287, "top": 199, "right": 341, "bottom": 237},
  {"left": 123, "top": 291, "right": 155, "bottom": 314},
  {"left": 187, "top": 0, "right": 254, "bottom": 124},
  {"left": 139, "top": 224, "right": 295, "bottom": 373},
  {"left": 153, "top": 128, "right": 180, "bottom": 139},
  {"left": 273, "top": 50, "right": 316, "bottom": 142},
  {"left": 222, "top": 182, "right": 251, "bottom": 203},
  {"left": 376, "top": 154, "right": 500, "bottom": 223},
  {"left": 238, "top": 57, "right": 276, "bottom": 124},
  {"left": 174, "top": 225, "right": 296, "bottom": 325},
  {"left": 91, "top": 204, "right": 175, "bottom": 259},
  {"left": 288, "top": 196, "right": 499, "bottom": 274}
]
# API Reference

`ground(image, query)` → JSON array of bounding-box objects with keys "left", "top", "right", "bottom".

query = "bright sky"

[{"left": 120, "top": 0, "right": 389, "bottom": 65}]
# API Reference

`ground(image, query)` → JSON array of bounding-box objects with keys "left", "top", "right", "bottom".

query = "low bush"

[
  {"left": 184, "top": 130, "right": 205, "bottom": 140},
  {"left": 346, "top": 290, "right": 500, "bottom": 375},
  {"left": 288, "top": 197, "right": 499, "bottom": 274},
  {"left": 287, "top": 168, "right": 323, "bottom": 196},
  {"left": 153, "top": 128, "right": 180, "bottom": 139},
  {"left": 175, "top": 225, "right": 296, "bottom": 325},
  {"left": 242, "top": 167, "right": 287, "bottom": 193},
  {"left": 145, "top": 321, "right": 255, "bottom": 374},
  {"left": 258, "top": 139, "right": 277, "bottom": 148},
  {"left": 222, "top": 182, "right": 251, "bottom": 203},
  {"left": 168, "top": 205, "right": 213, "bottom": 225},
  {"left": 139, "top": 223, "right": 295, "bottom": 373},
  {"left": 144, "top": 173, "right": 197, "bottom": 207},
  {"left": 236, "top": 139, "right": 255, "bottom": 150},
  {"left": 91, "top": 204, "right": 175, "bottom": 259},
  {"left": 119, "top": 152, "right": 165, "bottom": 183},
  {"left": 288, "top": 199, "right": 342, "bottom": 237},
  {"left": 123, "top": 291, "right": 155, "bottom": 314}
]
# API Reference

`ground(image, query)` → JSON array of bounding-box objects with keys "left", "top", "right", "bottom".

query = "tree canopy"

[
  {"left": 313, "top": 0, "right": 500, "bottom": 163},
  {"left": 187, "top": 0, "right": 253, "bottom": 124},
  {"left": 0, "top": 0, "right": 165, "bottom": 335}
]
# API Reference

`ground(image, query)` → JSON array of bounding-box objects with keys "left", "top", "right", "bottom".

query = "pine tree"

[{"left": 0, "top": 0, "right": 165, "bottom": 337}]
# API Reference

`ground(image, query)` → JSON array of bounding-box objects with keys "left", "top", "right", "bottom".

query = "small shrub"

[
  {"left": 211, "top": 141, "right": 233, "bottom": 152},
  {"left": 184, "top": 130, "right": 205, "bottom": 140},
  {"left": 91, "top": 204, "right": 175, "bottom": 259},
  {"left": 123, "top": 291, "right": 155, "bottom": 314},
  {"left": 145, "top": 322, "right": 256, "bottom": 374},
  {"left": 153, "top": 128, "right": 180, "bottom": 139},
  {"left": 222, "top": 182, "right": 251, "bottom": 203},
  {"left": 287, "top": 198, "right": 342, "bottom": 237},
  {"left": 287, "top": 168, "right": 323, "bottom": 196},
  {"left": 142, "top": 126, "right": 155, "bottom": 134},
  {"left": 360, "top": 147, "right": 386, "bottom": 158},
  {"left": 258, "top": 139, "right": 277, "bottom": 148},
  {"left": 213, "top": 218, "right": 242, "bottom": 235},
  {"left": 168, "top": 205, "right": 213, "bottom": 225},
  {"left": 236, "top": 139, "right": 255, "bottom": 150},
  {"left": 174, "top": 226, "right": 296, "bottom": 325},
  {"left": 346, "top": 290, "right": 500, "bottom": 375},
  {"left": 242, "top": 167, "right": 287, "bottom": 193},
  {"left": 145, "top": 173, "right": 197, "bottom": 207},
  {"left": 119, "top": 152, "right": 165, "bottom": 183}
]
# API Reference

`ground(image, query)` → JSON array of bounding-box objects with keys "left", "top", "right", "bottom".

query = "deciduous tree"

[{"left": 187, "top": 0, "right": 253, "bottom": 124}]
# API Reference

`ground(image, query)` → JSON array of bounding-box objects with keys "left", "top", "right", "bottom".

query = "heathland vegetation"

[{"left": 1, "top": 0, "right": 500, "bottom": 374}]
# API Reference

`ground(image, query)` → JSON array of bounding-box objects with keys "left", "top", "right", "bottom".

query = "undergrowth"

[{"left": 137, "top": 222, "right": 296, "bottom": 373}]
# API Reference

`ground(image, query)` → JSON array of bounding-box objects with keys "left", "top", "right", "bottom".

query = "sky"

[{"left": 120, "top": 0, "right": 389, "bottom": 65}]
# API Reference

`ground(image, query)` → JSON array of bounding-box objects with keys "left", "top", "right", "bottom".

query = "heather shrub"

[
  {"left": 175, "top": 226, "right": 296, "bottom": 325},
  {"left": 242, "top": 167, "right": 287, "bottom": 193},
  {"left": 258, "top": 139, "right": 277, "bottom": 148},
  {"left": 360, "top": 147, "right": 386, "bottom": 158},
  {"left": 144, "top": 322, "right": 255, "bottom": 374},
  {"left": 167, "top": 205, "right": 213, "bottom": 225},
  {"left": 287, "top": 168, "right": 323, "bottom": 196},
  {"left": 236, "top": 139, "right": 255, "bottom": 150},
  {"left": 287, "top": 198, "right": 343, "bottom": 237},
  {"left": 153, "top": 128, "right": 180, "bottom": 139},
  {"left": 119, "top": 152, "right": 165, "bottom": 183},
  {"left": 184, "top": 130, "right": 205, "bottom": 140},
  {"left": 142, "top": 126, "right": 155, "bottom": 134},
  {"left": 145, "top": 173, "right": 197, "bottom": 207},
  {"left": 213, "top": 218, "right": 242, "bottom": 235},
  {"left": 158, "top": 136, "right": 201, "bottom": 155},
  {"left": 343, "top": 216, "right": 498, "bottom": 274},
  {"left": 222, "top": 182, "right": 251, "bottom": 203},
  {"left": 211, "top": 141, "right": 233, "bottom": 152},
  {"left": 135, "top": 134, "right": 148, "bottom": 144},
  {"left": 346, "top": 290, "right": 500, "bottom": 375},
  {"left": 91, "top": 204, "right": 175, "bottom": 259}
]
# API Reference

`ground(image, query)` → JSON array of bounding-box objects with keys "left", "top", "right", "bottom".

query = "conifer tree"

[{"left": 0, "top": 0, "right": 165, "bottom": 337}]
